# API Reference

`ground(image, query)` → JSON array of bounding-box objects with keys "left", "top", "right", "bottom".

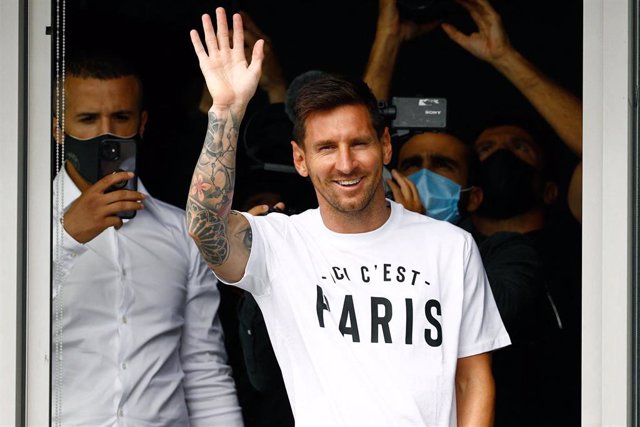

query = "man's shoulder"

[{"left": 393, "top": 202, "right": 472, "bottom": 240}]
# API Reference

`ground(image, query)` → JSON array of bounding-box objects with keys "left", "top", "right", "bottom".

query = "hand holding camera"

[
  {"left": 441, "top": 0, "right": 513, "bottom": 66},
  {"left": 63, "top": 170, "right": 146, "bottom": 244}
]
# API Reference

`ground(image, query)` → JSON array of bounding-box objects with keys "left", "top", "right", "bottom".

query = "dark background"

[{"left": 62, "top": 0, "right": 583, "bottom": 210}]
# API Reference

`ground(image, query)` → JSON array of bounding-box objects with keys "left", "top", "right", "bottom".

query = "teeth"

[{"left": 337, "top": 178, "right": 361, "bottom": 186}]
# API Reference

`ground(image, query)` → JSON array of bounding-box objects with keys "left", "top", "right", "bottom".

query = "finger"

[
  {"left": 247, "top": 39, "right": 265, "bottom": 75},
  {"left": 102, "top": 189, "right": 146, "bottom": 204},
  {"left": 386, "top": 178, "right": 403, "bottom": 202},
  {"left": 441, "top": 22, "right": 469, "bottom": 47},
  {"left": 405, "top": 176, "right": 421, "bottom": 203},
  {"left": 231, "top": 12, "right": 245, "bottom": 60},
  {"left": 190, "top": 29, "right": 208, "bottom": 60},
  {"left": 415, "top": 19, "right": 442, "bottom": 37},
  {"left": 391, "top": 169, "right": 412, "bottom": 199},
  {"left": 106, "top": 216, "right": 124, "bottom": 230},
  {"left": 456, "top": 0, "right": 486, "bottom": 25},
  {"left": 247, "top": 204, "right": 269, "bottom": 216},
  {"left": 202, "top": 13, "right": 218, "bottom": 54},
  {"left": 273, "top": 202, "right": 286, "bottom": 210},
  {"left": 93, "top": 171, "right": 135, "bottom": 193},
  {"left": 215, "top": 7, "right": 231, "bottom": 50},
  {"left": 103, "top": 200, "right": 145, "bottom": 217},
  {"left": 469, "top": 0, "right": 497, "bottom": 19}
]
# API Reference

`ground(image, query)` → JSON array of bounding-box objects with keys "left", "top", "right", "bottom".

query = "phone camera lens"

[{"left": 100, "top": 141, "right": 120, "bottom": 161}]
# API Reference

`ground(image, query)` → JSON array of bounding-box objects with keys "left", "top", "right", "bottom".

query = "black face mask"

[
  {"left": 475, "top": 149, "right": 545, "bottom": 219},
  {"left": 64, "top": 133, "right": 139, "bottom": 184}
]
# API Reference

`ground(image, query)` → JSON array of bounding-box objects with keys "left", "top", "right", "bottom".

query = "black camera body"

[{"left": 379, "top": 97, "right": 447, "bottom": 131}]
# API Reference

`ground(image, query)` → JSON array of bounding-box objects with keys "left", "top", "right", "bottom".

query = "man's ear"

[
  {"left": 465, "top": 187, "right": 484, "bottom": 213},
  {"left": 291, "top": 140, "right": 308, "bottom": 177},
  {"left": 139, "top": 110, "right": 149, "bottom": 137},
  {"left": 382, "top": 127, "right": 392, "bottom": 165},
  {"left": 543, "top": 181, "right": 559, "bottom": 205}
]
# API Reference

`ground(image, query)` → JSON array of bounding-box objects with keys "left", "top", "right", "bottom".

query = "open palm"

[{"left": 190, "top": 8, "right": 264, "bottom": 113}]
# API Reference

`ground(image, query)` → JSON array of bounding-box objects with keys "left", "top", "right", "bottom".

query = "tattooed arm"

[{"left": 186, "top": 8, "right": 264, "bottom": 282}]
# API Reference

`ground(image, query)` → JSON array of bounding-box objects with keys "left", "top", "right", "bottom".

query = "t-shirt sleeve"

[
  {"left": 457, "top": 234, "right": 511, "bottom": 358},
  {"left": 215, "top": 212, "right": 272, "bottom": 297}
]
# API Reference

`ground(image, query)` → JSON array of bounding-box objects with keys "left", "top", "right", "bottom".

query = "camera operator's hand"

[
  {"left": 378, "top": 0, "right": 440, "bottom": 43},
  {"left": 247, "top": 202, "right": 286, "bottom": 216},
  {"left": 387, "top": 169, "right": 425, "bottom": 215},
  {"left": 64, "top": 171, "right": 145, "bottom": 244},
  {"left": 239, "top": 11, "right": 287, "bottom": 104},
  {"left": 441, "top": 0, "right": 513, "bottom": 66},
  {"left": 364, "top": 0, "right": 440, "bottom": 100}
]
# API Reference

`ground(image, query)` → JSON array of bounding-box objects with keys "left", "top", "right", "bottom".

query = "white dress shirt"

[{"left": 52, "top": 168, "right": 243, "bottom": 427}]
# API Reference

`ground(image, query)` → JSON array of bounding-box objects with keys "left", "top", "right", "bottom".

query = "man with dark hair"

[
  {"left": 51, "top": 53, "right": 243, "bottom": 426},
  {"left": 187, "top": 9, "right": 509, "bottom": 426}
]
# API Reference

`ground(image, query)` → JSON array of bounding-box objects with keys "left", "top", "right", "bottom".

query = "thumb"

[{"left": 441, "top": 22, "right": 467, "bottom": 47}]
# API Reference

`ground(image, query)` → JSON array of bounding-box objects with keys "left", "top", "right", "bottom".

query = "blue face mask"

[{"left": 407, "top": 168, "right": 471, "bottom": 223}]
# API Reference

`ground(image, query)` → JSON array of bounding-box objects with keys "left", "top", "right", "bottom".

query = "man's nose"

[
  {"left": 98, "top": 118, "right": 113, "bottom": 136},
  {"left": 335, "top": 146, "right": 356, "bottom": 173}
]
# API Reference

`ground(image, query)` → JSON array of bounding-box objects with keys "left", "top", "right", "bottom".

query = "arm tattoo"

[{"left": 186, "top": 110, "right": 240, "bottom": 266}]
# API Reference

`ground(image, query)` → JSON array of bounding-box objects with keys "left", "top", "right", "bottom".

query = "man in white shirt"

[
  {"left": 186, "top": 9, "right": 510, "bottom": 427},
  {"left": 51, "top": 54, "right": 243, "bottom": 426}
]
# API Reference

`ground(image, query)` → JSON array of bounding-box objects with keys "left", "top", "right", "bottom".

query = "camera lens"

[{"left": 100, "top": 140, "right": 120, "bottom": 161}]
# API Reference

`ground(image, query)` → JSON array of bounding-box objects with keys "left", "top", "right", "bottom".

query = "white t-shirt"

[{"left": 222, "top": 201, "right": 510, "bottom": 427}]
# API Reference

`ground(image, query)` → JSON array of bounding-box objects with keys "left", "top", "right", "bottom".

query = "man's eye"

[
  {"left": 114, "top": 115, "right": 132, "bottom": 122},
  {"left": 79, "top": 116, "right": 95, "bottom": 123},
  {"left": 512, "top": 141, "right": 530, "bottom": 151}
]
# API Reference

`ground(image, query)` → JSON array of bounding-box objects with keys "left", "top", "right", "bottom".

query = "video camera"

[{"left": 378, "top": 97, "right": 447, "bottom": 132}]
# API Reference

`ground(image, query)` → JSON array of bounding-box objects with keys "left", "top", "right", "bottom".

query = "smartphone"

[{"left": 99, "top": 138, "right": 138, "bottom": 219}]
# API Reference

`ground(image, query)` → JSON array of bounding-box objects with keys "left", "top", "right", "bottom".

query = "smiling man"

[{"left": 187, "top": 9, "right": 510, "bottom": 426}]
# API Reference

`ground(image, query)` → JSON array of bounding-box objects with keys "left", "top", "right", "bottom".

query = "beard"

[{"left": 310, "top": 169, "right": 383, "bottom": 217}]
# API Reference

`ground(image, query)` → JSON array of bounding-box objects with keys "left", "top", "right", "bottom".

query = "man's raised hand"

[
  {"left": 441, "top": 0, "right": 512, "bottom": 65},
  {"left": 190, "top": 8, "right": 264, "bottom": 115}
]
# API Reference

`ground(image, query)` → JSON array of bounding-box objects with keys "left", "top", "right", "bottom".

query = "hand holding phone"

[{"left": 63, "top": 171, "right": 146, "bottom": 244}]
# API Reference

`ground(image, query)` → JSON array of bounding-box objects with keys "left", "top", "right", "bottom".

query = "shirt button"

[
  {"left": 121, "top": 362, "right": 127, "bottom": 370},
  {"left": 247, "top": 329, "right": 252, "bottom": 336},
  {"left": 118, "top": 408, "right": 123, "bottom": 417},
  {"left": 121, "top": 316, "right": 128, "bottom": 324}
]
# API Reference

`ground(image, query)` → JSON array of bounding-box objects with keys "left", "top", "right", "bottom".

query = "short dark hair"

[
  {"left": 53, "top": 52, "right": 144, "bottom": 114},
  {"left": 291, "top": 74, "right": 385, "bottom": 144}
]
